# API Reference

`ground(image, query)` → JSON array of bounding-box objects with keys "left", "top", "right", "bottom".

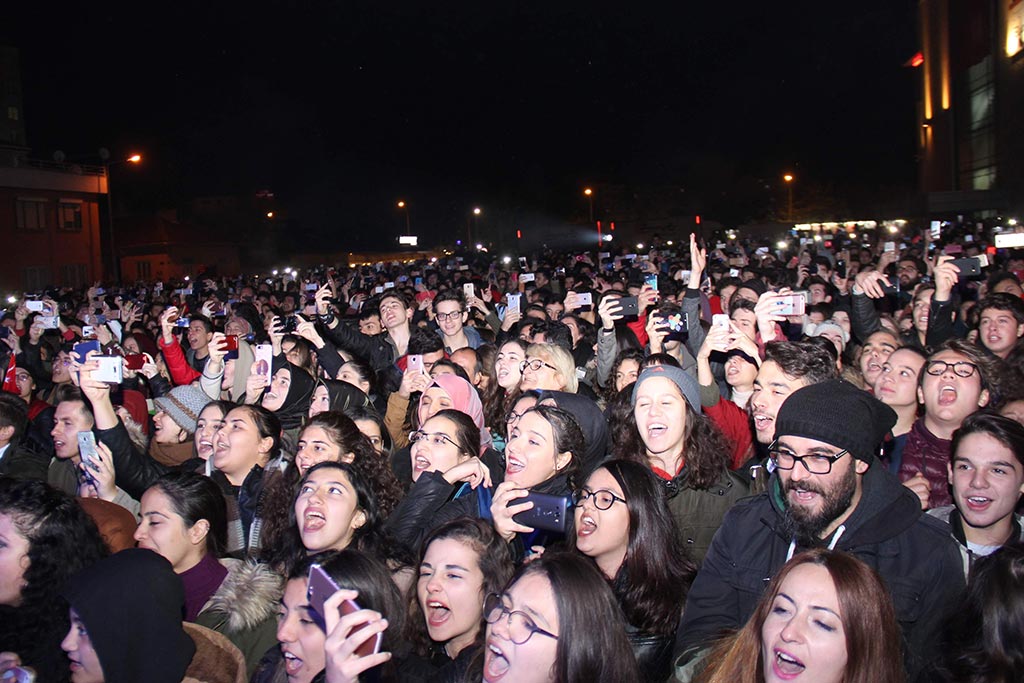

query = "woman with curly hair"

[
  {"left": 0, "top": 478, "right": 108, "bottom": 683},
  {"left": 259, "top": 412, "right": 404, "bottom": 570},
  {"left": 621, "top": 365, "right": 748, "bottom": 563}
]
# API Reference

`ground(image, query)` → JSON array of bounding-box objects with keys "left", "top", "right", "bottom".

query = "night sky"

[{"left": 5, "top": 1, "right": 919, "bottom": 248}]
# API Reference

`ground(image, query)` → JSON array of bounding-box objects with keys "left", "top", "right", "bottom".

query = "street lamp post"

[
  {"left": 469, "top": 207, "right": 481, "bottom": 246},
  {"left": 104, "top": 153, "right": 142, "bottom": 283},
  {"left": 583, "top": 188, "right": 594, "bottom": 223},
  {"left": 396, "top": 200, "right": 411, "bottom": 233},
  {"left": 783, "top": 174, "right": 794, "bottom": 223}
]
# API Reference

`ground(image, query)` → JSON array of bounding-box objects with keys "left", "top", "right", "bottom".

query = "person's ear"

[
  {"left": 917, "top": 386, "right": 925, "bottom": 405},
  {"left": 979, "top": 388, "right": 991, "bottom": 408},
  {"left": 188, "top": 519, "right": 211, "bottom": 547},
  {"left": 854, "top": 459, "right": 870, "bottom": 476},
  {"left": 947, "top": 460, "right": 955, "bottom": 486},
  {"left": 258, "top": 435, "right": 275, "bottom": 456},
  {"left": 352, "top": 509, "right": 367, "bottom": 530},
  {"left": 178, "top": 427, "right": 189, "bottom": 444},
  {"left": 555, "top": 450, "right": 572, "bottom": 472}
]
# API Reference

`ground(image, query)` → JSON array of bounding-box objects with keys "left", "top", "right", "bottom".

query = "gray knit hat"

[
  {"left": 631, "top": 364, "right": 702, "bottom": 415},
  {"left": 153, "top": 385, "right": 214, "bottom": 435}
]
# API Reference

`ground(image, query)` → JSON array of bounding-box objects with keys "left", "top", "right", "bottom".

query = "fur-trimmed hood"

[
  {"left": 182, "top": 622, "right": 247, "bottom": 683},
  {"left": 203, "top": 559, "right": 283, "bottom": 634}
]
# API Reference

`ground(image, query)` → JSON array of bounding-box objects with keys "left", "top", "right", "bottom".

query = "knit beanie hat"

[
  {"left": 774, "top": 380, "right": 896, "bottom": 463},
  {"left": 735, "top": 278, "right": 768, "bottom": 298},
  {"left": 153, "top": 385, "right": 213, "bottom": 435},
  {"left": 631, "top": 364, "right": 702, "bottom": 415},
  {"left": 807, "top": 320, "right": 850, "bottom": 352}
]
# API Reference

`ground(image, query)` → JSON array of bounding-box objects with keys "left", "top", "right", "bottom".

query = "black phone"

[
  {"left": 949, "top": 257, "right": 982, "bottom": 278},
  {"left": 281, "top": 315, "right": 300, "bottom": 334},
  {"left": 512, "top": 492, "right": 570, "bottom": 534},
  {"left": 835, "top": 259, "right": 847, "bottom": 278},
  {"left": 617, "top": 296, "right": 639, "bottom": 317}
]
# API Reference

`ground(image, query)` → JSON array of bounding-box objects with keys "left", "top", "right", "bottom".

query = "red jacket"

[
  {"left": 158, "top": 335, "right": 200, "bottom": 386},
  {"left": 705, "top": 396, "right": 754, "bottom": 470}
]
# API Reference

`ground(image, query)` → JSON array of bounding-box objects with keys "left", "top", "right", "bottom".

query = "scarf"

[{"left": 150, "top": 439, "right": 196, "bottom": 467}]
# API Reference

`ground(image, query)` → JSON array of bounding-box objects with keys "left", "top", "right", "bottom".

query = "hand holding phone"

[{"left": 307, "top": 564, "right": 385, "bottom": 658}]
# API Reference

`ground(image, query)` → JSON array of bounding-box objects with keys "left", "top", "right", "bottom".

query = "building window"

[
  {"left": 15, "top": 199, "right": 47, "bottom": 231},
  {"left": 7, "top": 107, "right": 17, "bottom": 121},
  {"left": 23, "top": 267, "right": 51, "bottom": 292},
  {"left": 61, "top": 264, "right": 88, "bottom": 289},
  {"left": 136, "top": 261, "right": 151, "bottom": 279},
  {"left": 58, "top": 202, "right": 83, "bottom": 231}
]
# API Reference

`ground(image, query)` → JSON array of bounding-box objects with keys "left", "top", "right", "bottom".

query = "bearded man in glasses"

[{"left": 675, "top": 379, "right": 963, "bottom": 683}]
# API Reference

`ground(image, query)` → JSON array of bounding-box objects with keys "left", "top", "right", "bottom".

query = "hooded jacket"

[
  {"left": 536, "top": 390, "right": 609, "bottom": 476},
  {"left": 675, "top": 462, "right": 964, "bottom": 682}
]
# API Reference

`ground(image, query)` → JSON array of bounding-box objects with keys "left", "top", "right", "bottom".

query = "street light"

[
  {"left": 105, "top": 152, "right": 143, "bottom": 283},
  {"left": 583, "top": 188, "right": 594, "bottom": 224},
  {"left": 469, "top": 207, "right": 482, "bottom": 245},
  {"left": 396, "top": 200, "right": 411, "bottom": 233},
  {"left": 783, "top": 173, "right": 795, "bottom": 223}
]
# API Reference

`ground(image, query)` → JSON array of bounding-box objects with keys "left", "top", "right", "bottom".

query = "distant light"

[
  {"left": 636, "top": 243, "right": 644, "bottom": 250},
  {"left": 666, "top": 240, "right": 673, "bottom": 246},
  {"left": 398, "top": 235, "right": 419, "bottom": 246},
  {"left": 813, "top": 235, "right": 822, "bottom": 242},
  {"left": 184, "top": 276, "right": 190, "bottom": 281},
  {"left": 266, "top": 211, "right": 274, "bottom": 218},
  {"left": 502, "top": 256, "right": 511, "bottom": 264},
  {"left": 602, "top": 234, "right": 613, "bottom": 242},
  {"left": 888, "top": 225, "right": 899, "bottom": 234},
  {"left": 430, "top": 257, "right": 437, "bottom": 263},
  {"left": 783, "top": 174, "right": 794, "bottom": 183},
  {"left": 1010, "top": 218, "right": 1019, "bottom": 226},
  {"left": 127, "top": 154, "right": 142, "bottom": 163},
  {"left": 397, "top": 200, "right": 406, "bottom": 208},
  {"left": 848, "top": 233, "right": 856, "bottom": 239},
  {"left": 776, "top": 240, "right": 788, "bottom": 250},
  {"left": 6, "top": 295, "right": 16, "bottom": 304},
  {"left": 476, "top": 243, "right": 483, "bottom": 250},
  {"left": 583, "top": 188, "right": 593, "bottom": 196},
  {"left": 456, "top": 240, "right": 462, "bottom": 246},
  {"left": 727, "top": 231, "right": 737, "bottom": 240},
  {"left": 273, "top": 269, "right": 279, "bottom": 275},
  {"left": 472, "top": 207, "right": 481, "bottom": 216},
  {"left": 908, "top": 52, "right": 924, "bottom": 68},
  {"left": 516, "top": 229, "right": 522, "bottom": 239}
]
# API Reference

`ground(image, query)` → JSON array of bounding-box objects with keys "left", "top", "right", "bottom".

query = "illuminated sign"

[{"left": 398, "top": 235, "right": 418, "bottom": 246}]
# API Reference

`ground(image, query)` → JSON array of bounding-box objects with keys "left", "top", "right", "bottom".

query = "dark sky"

[{"left": 5, "top": 1, "right": 919, "bottom": 246}]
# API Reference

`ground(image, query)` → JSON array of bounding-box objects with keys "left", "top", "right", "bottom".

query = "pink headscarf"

[{"left": 419, "top": 374, "right": 493, "bottom": 453}]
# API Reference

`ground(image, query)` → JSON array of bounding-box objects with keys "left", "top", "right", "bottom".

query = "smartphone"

[
  {"left": 26, "top": 300, "right": 44, "bottom": 312},
  {"left": 930, "top": 220, "right": 941, "bottom": 240},
  {"left": 77, "top": 431, "right": 100, "bottom": 469},
  {"left": 712, "top": 313, "right": 730, "bottom": 330},
  {"left": 518, "top": 257, "right": 528, "bottom": 269},
  {"left": 644, "top": 273, "right": 659, "bottom": 291},
  {"left": 253, "top": 344, "right": 274, "bottom": 387},
  {"left": 2, "top": 666, "right": 36, "bottom": 682},
  {"left": 463, "top": 283, "right": 475, "bottom": 299},
  {"left": 81, "top": 325, "right": 95, "bottom": 338},
  {"left": 776, "top": 293, "right": 807, "bottom": 316},
  {"left": 835, "top": 259, "right": 847, "bottom": 278},
  {"left": 305, "top": 282, "right": 319, "bottom": 292},
  {"left": 39, "top": 315, "right": 59, "bottom": 329},
  {"left": 520, "top": 273, "right": 536, "bottom": 283},
  {"left": 281, "top": 315, "right": 299, "bottom": 334},
  {"left": 73, "top": 340, "right": 101, "bottom": 363},
  {"left": 995, "top": 233, "right": 1024, "bottom": 248},
  {"left": 576, "top": 292, "right": 593, "bottom": 307},
  {"left": 884, "top": 241, "right": 896, "bottom": 253},
  {"left": 617, "top": 296, "right": 639, "bottom": 317},
  {"left": 950, "top": 256, "right": 982, "bottom": 277},
  {"left": 94, "top": 356, "right": 124, "bottom": 384},
  {"left": 414, "top": 277, "right": 424, "bottom": 287},
  {"left": 174, "top": 317, "right": 190, "bottom": 328},
  {"left": 373, "top": 286, "right": 385, "bottom": 294},
  {"left": 384, "top": 282, "right": 396, "bottom": 290},
  {"left": 507, "top": 293, "right": 522, "bottom": 315},
  {"left": 512, "top": 492, "right": 570, "bottom": 534},
  {"left": 660, "top": 312, "right": 688, "bottom": 341},
  {"left": 0, "top": 327, "right": 8, "bottom": 341},
  {"left": 408, "top": 354, "right": 425, "bottom": 375},
  {"left": 729, "top": 268, "right": 741, "bottom": 277},
  {"left": 307, "top": 564, "right": 384, "bottom": 657},
  {"left": 124, "top": 354, "right": 146, "bottom": 371},
  {"left": 223, "top": 334, "right": 239, "bottom": 352}
]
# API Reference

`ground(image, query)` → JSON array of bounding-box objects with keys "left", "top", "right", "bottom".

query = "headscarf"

[
  {"left": 316, "top": 377, "right": 372, "bottom": 414},
  {"left": 537, "top": 390, "right": 608, "bottom": 475},
  {"left": 62, "top": 548, "right": 195, "bottom": 683},
  {"left": 419, "top": 374, "right": 493, "bottom": 453},
  {"left": 265, "top": 356, "right": 317, "bottom": 430}
]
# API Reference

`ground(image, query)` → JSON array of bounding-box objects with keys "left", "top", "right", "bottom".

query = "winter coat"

[
  {"left": 898, "top": 418, "right": 953, "bottom": 509},
  {"left": 193, "top": 559, "right": 283, "bottom": 679},
  {"left": 0, "top": 442, "right": 48, "bottom": 481},
  {"left": 927, "top": 505, "right": 1024, "bottom": 578},
  {"left": 182, "top": 622, "right": 248, "bottom": 683},
  {"left": 662, "top": 465, "right": 749, "bottom": 565},
  {"left": 676, "top": 463, "right": 964, "bottom": 682}
]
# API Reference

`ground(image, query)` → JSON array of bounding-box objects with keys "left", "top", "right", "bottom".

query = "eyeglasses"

[
  {"left": 483, "top": 593, "right": 559, "bottom": 644},
  {"left": 768, "top": 441, "right": 849, "bottom": 475},
  {"left": 434, "top": 311, "right": 464, "bottom": 322},
  {"left": 925, "top": 360, "right": 978, "bottom": 378},
  {"left": 409, "top": 431, "right": 461, "bottom": 450},
  {"left": 520, "top": 359, "right": 557, "bottom": 373},
  {"left": 571, "top": 488, "right": 626, "bottom": 510}
]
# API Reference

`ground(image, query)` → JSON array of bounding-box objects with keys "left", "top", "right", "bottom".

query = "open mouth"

[
  {"left": 938, "top": 384, "right": 958, "bottom": 406},
  {"left": 772, "top": 648, "right": 805, "bottom": 677},
  {"left": 646, "top": 423, "right": 667, "bottom": 440},
  {"left": 302, "top": 508, "right": 326, "bottom": 532},
  {"left": 413, "top": 455, "right": 432, "bottom": 472},
  {"left": 577, "top": 514, "right": 597, "bottom": 537},
  {"left": 282, "top": 651, "right": 303, "bottom": 676},
  {"left": 505, "top": 456, "right": 526, "bottom": 475},
  {"left": 753, "top": 414, "right": 773, "bottom": 433},
  {"left": 484, "top": 639, "right": 511, "bottom": 682},
  {"left": 965, "top": 495, "right": 992, "bottom": 512},
  {"left": 426, "top": 599, "right": 451, "bottom": 627}
]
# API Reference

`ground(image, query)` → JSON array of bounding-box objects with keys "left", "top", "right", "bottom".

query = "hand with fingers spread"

[
  {"left": 323, "top": 589, "right": 393, "bottom": 683},
  {"left": 854, "top": 269, "right": 893, "bottom": 299},
  {"left": 688, "top": 233, "right": 706, "bottom": 290},
  {"left": 442, "top": 457, "right": 493, "bottom": 489},
  {"left": 490, "top": 481, "right": 534, "bottom": 542}
]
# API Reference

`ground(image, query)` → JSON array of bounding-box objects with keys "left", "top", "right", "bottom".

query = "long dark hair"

[
  {"left": 489, "top": 552, "right": 641, "bottom": 683},
  {"left": 617, "top": 392, "right": 731, "bottom": 489},
  {"left": 482, "top": 339, "right": 528, "bottom": 437},
  {"left": 939, "top": 543, "right": 1024, "bottom": 683},
  {"left": 695, "top": 549, "right": 904, "bottom": 683},
  {"left": 404, "top": 518, "right": 514, "bottom": 657},
  {"left": 421, "top": 409, "right": 480, "bottom": 459},
  {"left": 0, "top": 479, "right": 109, "bottom": 683},
  {"left": 517, "top": 405, "right": 584, "bottom": 483},
  {"left": 570, "top": 460, "right": 695, "bottom": 634},
  {"left": 148, "top": 471, "right": 229, "bottom": 558}
]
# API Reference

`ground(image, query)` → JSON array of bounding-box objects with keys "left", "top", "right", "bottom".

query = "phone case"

[
  {"left": 512, "top": 492, "right": 570, "bottom": 534},
  {"left": 253, "top": 344, "right": 274, "bottom": 386}
]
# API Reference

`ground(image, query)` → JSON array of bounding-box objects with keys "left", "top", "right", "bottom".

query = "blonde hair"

[{"left": 527, "top": 342, "right": 578, "bottom": 393}]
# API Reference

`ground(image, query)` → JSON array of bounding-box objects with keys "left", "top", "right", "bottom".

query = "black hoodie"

[
  {"left": 676, "top": 462, "right": 965, "bottom": 682},
  {"left": 63, "top": 549, "right": 195, "bottom": 683}
]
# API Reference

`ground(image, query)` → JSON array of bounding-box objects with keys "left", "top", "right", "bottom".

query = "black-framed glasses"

[
  {"left": 483, "top": 593, "right": 559, "bottom": 644},
  {"left": 506, "top": 409, "right": 526, "bottom": 425},
  {"left": 409, "top": 431, "right": 461, "bottom": 450},
  {"left": 571, "top": 488, "right": 626, "bottom": 510},
  {"left": 925, "top": 360, "right": 978, "bottom": 378},
  {"left": 520, "top": 359, "right": 557, "bottom": 373},
  {"left": 434, "top": 311, "right": 465, "bottom": 322},
  {"left": 768, "top": 440, "right": 849, "bottom": 475}
]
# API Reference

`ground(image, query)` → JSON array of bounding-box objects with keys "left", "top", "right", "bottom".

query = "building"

[
  {"left": 917, "top": 0, "right": 1024, "bottom": 216},
  {"left": 0, "top": 146, "right": 107, "bottom": 293},
  {"left": 117, "top": 209, "right": 241, "bottom": 281}
]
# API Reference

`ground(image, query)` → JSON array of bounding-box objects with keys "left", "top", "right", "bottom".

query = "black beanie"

[
  {"left": 736, "top": 278, "right": 768, "bottom": 297},
  {"left": 63, "top": 548, "right": 195, "bottom": 683},
  {"left": 773, "top": 380, "right": 897, "bottom": 463}
]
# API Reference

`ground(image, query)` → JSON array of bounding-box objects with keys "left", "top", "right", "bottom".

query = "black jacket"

[{"left": 676, "top": 462, "right": 964, "bottom": 682}]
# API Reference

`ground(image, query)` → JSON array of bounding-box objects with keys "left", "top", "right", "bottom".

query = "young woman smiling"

[
  {"left": 570, "top": 459, "right": 694, "bottom": 682},
  {"left": 403, "top": 519, "right": 514, "bottom": 681},
  {"left": 695, "top": 549, "right": 904, "bottom": 683}
]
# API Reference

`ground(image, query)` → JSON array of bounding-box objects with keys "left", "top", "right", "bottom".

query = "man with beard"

[{"left": 675, "top": 379, "right": 963, "bottom": 683}]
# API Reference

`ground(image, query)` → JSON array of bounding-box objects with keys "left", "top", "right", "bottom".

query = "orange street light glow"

[
  {"left": 128, "top": 154, "right": 142, "bottom": 163},
  {"left": 397, "top": 200, "right": 405, "bottom": 208},
  {"left": 266, "top": 212, "right": 274, "bottom": 218},
  {"left": 473, "top": 207, "right": 481, "bottom": 215},
  {"left": 583, "top": 188, "right": 593, "bottom": 196},
  {"left": 783, "top": 174, "right": 794, "bottom": 183}
]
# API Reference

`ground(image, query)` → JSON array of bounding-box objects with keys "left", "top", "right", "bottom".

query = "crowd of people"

[{"left": 1, "top": 219, "right": 1024, "bottom": 683}]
